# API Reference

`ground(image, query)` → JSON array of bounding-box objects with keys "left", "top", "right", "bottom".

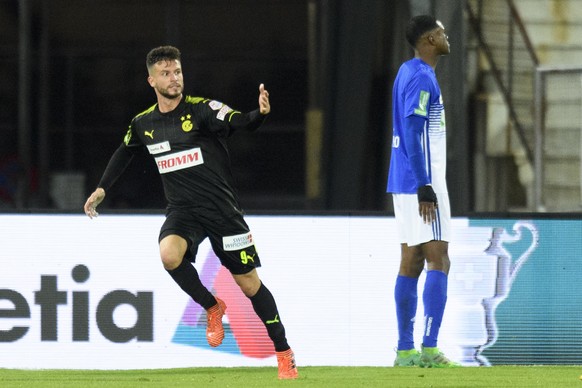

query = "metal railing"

[
  {"left": 465, "top": 0, "right": 539, "bottom": 166},
  {"left": 534, "top": 67, "right": 582, "bottom": 211}
]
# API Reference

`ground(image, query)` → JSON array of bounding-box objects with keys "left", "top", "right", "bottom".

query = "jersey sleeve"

[
  {"left": 201, "top": 99, "right": 267, "bottom": 136},
  {"left": 97, "top": 143, "right": 134, "bottom": 191},
  {"left": 401, "top": 72, "right": 436, "bottom": 189},
  {"left": 97, "top": 123, "right": 143, "bottom": 191},
  {"left": 123, "top": 121, "right": 146, "bottom": 150},
  {"left": 403, "top": 72, "right": 435, "bottom": 119},
  {"left": 402, "top": 115, "right": 430, "bottom": 188}
]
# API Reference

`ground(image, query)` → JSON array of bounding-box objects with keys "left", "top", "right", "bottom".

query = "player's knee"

[
  {"left": 240, "top": 283, "right": 259, "bottom": 297},
  {"left": 161, "top": 256, "right": 181, "bottom": 270},
  {"left": 399, "top": 261, "right": 424, "bottom": 277},
  {"left": 427, "top": 255, "right": 450, "bottom": 273},
  {"left": 234, "top": 272, "right": 261, "bottom": 297},
  {"left": 159, "top": 235, "right": 188, "bottom": 270},
  {"left": 165, "top": 259, "right": 182, "bottom": 270},
  {"left": 160, "top": 248, "right": 183, "bottom": 270}
]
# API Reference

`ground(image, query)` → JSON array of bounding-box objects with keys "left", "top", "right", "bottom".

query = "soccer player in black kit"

[{"left": 84, "top": 46, "right": 298, "bottom": 380}]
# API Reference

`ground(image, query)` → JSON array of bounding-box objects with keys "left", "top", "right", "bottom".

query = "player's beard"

[{"left": 158, "top": 84, "right": 182, "bottom": 100}]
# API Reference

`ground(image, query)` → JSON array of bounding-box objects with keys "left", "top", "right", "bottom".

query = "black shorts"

[{"left": 159, "top": 208, "right": 261, "bottom": 275}]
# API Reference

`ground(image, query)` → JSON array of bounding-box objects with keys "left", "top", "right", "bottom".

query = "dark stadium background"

[{"left": 0, "top": 0, "right": 469, "bottom": 213}]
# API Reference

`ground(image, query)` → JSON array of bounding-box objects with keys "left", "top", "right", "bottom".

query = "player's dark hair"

[
  {"left": 405, "top": 15, "right": 439, "bottom": 48},
  {"left": 146, "top": 46, "right": 181, "bottom": 69}
]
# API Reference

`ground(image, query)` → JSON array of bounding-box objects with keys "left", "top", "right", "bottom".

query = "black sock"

[
  {"left": 167, "top": 259, "right": 216, "bottom": 310},
  {"left": 250, "top": 282, "right": 290, "bottom": 352}
]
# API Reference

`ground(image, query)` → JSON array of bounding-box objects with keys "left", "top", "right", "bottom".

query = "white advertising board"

[{"left": 0, "top": 214, "right": 535, "bottom": 369}]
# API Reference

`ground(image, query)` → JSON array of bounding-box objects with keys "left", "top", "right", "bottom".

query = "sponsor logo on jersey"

[
  {"left": 223, "top": 232, "right": 254, "bottom": 251},
  {"left": 414, "top": 90, "right": 430, "bottom": 116},
  {"left": 155, "top": 147, "right": 204, "bottom": 174},
  {"left": 217, "top": 105, "right": 233, "bottom": 121},
  {"left": 181, "top": 114, "right": 194, "bottom": 132},
  {"left": 144, "top": 130, "right": 155, "bottom": 139},
  {"left": 147, "top": 141, "right": 171, "bottom": 155}
]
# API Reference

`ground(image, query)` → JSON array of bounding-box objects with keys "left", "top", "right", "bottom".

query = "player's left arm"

[
  {"left": 403, "top": 114, "right": 430, "bottom": 188},
  {"left": 402, "top": 114, "right": 437, "bottom": 221},
  {"left": 403, "top": 75, "right": 438, "bottom": 224},
  {"left": 203, "top": 84, "right": 270, "bottom": 135},
  {"left": 226, "top": 83, "right": 270, "bottom": 133}
]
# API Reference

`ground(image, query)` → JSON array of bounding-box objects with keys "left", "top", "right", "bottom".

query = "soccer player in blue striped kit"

[{"left": 387, "top": 15, "right": 460, "bottom": 368}]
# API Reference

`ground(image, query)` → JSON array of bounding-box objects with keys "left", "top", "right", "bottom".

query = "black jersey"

[{"left": 98, "top": 96, "right": 266, "bottom": 217}]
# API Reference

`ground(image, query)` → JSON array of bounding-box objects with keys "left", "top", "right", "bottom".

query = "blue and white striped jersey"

[{"left": 387, "top": 58, "right": 448, "bottom": 194}]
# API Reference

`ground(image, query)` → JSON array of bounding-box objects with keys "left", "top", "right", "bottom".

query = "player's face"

[
  {"left": 148, "top": 59, "right": 184, "bottom": 99},
  {"left": 432, "top": 21, "right": 450, "bottom": 55}
]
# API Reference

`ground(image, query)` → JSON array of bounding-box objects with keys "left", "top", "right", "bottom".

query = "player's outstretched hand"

[
  {"left": 84, "top": 188, "right": 105, "bottom": 219},
  {"left": 258, "top": 83, "right": 270, "bottom": 115}
]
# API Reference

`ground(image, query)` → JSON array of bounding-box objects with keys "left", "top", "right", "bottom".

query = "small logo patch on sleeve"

[
  {"left": 216, "top": 105, "right": 233, "bottom": 121},
  {"left": 209, "top": 100, "right": 223, "bottom": 110},
  {"left": 413, "top": 90, "right": 430, "bottom": 116}
]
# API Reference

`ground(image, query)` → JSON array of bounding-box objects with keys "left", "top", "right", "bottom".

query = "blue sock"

[
  {"left": 422, "top": 270, "right": 448, "bottom": 348},
  {"left": 395, "top": 275, "right": 418, "bottom": 350}
]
